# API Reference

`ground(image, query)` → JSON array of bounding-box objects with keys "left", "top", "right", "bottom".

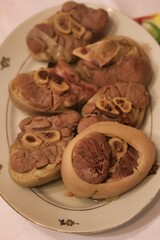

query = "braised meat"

[
  {"left": 9, "top": 60, "right": 97, "bottom": 114},
  {"left": 73, "top": 36, "right": 152, "bottom": 87},
  {"left": 26, "top": 1, "right": 109, "bottom": 62},
  {"left": 72, "top": 132, "right": 139, "bottom": 184},
  {"left": 77, "top": 82, "right": 149, "bottom": 132},
  {"left": 10, "top": 110, "right": 80, "bottom": 174},
  {"left": 72, "top": 132, "right": 111, "bottom": 184}
]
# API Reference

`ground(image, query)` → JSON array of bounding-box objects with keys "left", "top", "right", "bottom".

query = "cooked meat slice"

[
  {"left": 31, "top": 149, "right": 49, "bottom": 169},
  {"left": 26, "top": 1, "right": 109, "bottom": 62},
  {"left": 74, "top": 36, "right": 152, "bottom": 87},
  {"left": 77, "top": 116, "right": 99, "bottom": 133},
  {"left": 9, "top": 60, "right": 97, "bottom": 113},
  {"left": 63, "top": 2, "right": 109, "bottom": 35},
  {"left": 19, "top": 110, "right": 80, "bottom": 133},
  {"left": 42, "top": 146, "right": 57, "bottom": 164},
  {"left": 9, "top": 110, "right": 80, "bottom": 178},
  {"left": 48, "top": 110, "right": 80, "bottom": 131},
  {"left": 111, "top": 147, "right": 138, "bottom": 179},
  {"left": 19, "top": 116, "right": 51, "bottom": 131},
  {"left": 78, "top": 82, "right": 149, "bottom": 131},
  {"left": 126, "top": 82, "right": 149, "bottom": 108},
  {"left": 10, "top": 148, "right": 34, "bottom": 173},
  {"left": 72, "top": 132, "right": 111, "bottom": 184},
  {"left": 36, "top": 23, "right": 55, "bottom": 38}
]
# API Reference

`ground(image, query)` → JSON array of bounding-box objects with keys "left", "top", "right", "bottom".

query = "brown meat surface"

[
  {"left": 111, "top": 147, "right": 138, "bottom": 179},
  {"left": 77, "top": 82, "right": 149, "bottom": 132},
  {"left": 62, "top": 1, "right": 109, "bottom": 35},
  {"left": 74, "top": 36, "right": 152, "bottom": 87},
  {"left": 72, "top": 132, "right": 111, "bottom": 184},
  {"left": 26, "top": 1, "right": 109, "bottom": 62},
  {"left": 10, "top": 60, "right": 97, "bottom": 113},
  {"left": 10, "top": 110, "right": 80, "bottom": 173},
  {"left": 71, "top": 132, "right": 139, "bottom": 184}
]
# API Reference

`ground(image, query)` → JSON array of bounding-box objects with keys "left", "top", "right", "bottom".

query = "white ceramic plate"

[{"left": 0, "top": 3, "right": 160, "bottom": 234}]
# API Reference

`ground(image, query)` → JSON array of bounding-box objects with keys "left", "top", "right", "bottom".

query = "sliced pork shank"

[
  {"left": 9, "top": 60, "right": 97, "bottom": 114},
  {"left": 9, "top": 110, "right": 80, "bottom": 187},
  {"left": 61, "top": 121, "right": 155, "bottom": 199},
  {"left": 26, "top": 1, "right": 109, "bottom": 63},
  {"left": 77, "top": 82, "right": 149, "bottom": 132},
  {"left": 73, "top": 36, "right": 152, "bottom": 87}
]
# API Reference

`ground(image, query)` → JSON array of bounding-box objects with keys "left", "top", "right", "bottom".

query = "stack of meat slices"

[{"left": 8, "top": 1, "right": 156, "bottom": 197}]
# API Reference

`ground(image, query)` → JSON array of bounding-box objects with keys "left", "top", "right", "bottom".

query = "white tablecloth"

[{"left": 0, "top": 0, "right": 160, "bottom": 239}]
